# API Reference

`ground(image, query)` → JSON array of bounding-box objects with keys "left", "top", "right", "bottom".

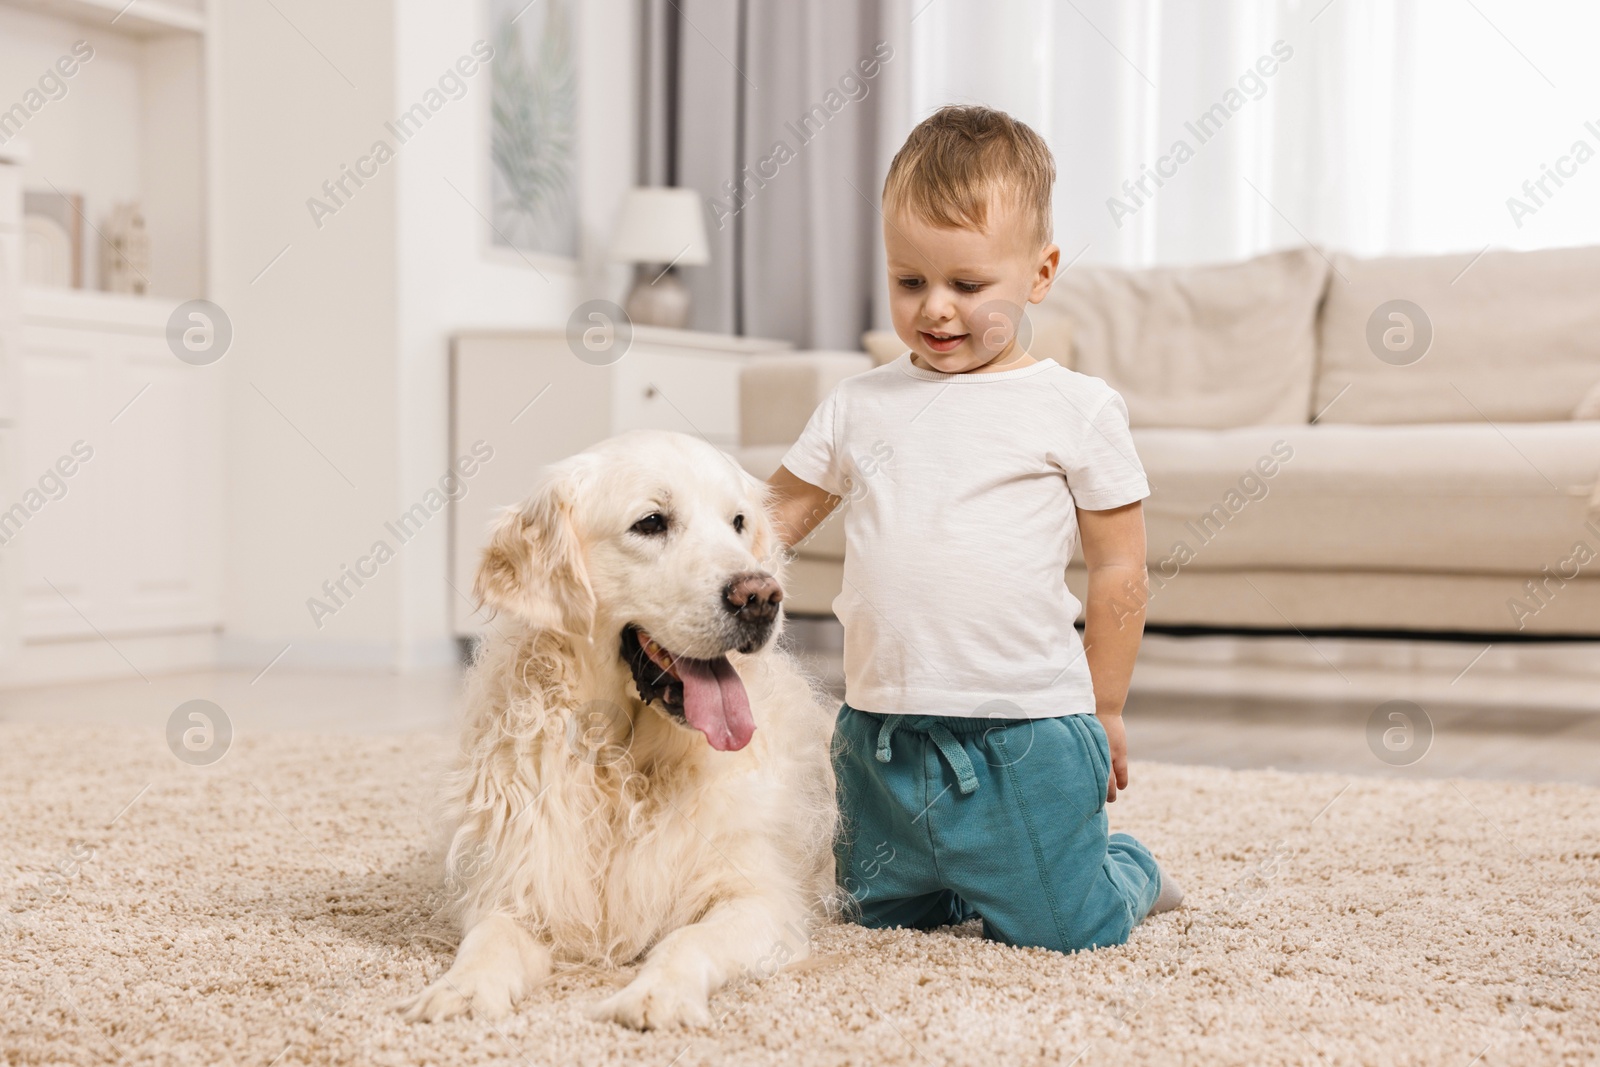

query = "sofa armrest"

[{"left": 739, "top": 351, "right": 875, "bottom": 447}]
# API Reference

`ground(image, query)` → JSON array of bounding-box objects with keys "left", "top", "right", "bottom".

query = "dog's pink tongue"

[{"left": 676, "top": 655, "right": 755, "bottom": 751}]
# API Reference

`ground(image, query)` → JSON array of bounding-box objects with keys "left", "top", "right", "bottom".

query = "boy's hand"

[{"left": 1097, "top": 711, "right": 1129, "bottom": 803}]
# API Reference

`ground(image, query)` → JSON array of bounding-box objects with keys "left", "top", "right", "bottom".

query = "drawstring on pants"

[{"left": 874, "top": 714, "right": 980, "bottom": 795}]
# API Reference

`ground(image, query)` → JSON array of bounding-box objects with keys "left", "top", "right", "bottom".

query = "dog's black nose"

[{"left": 723, "top": 571, "right": 782, "bottom": 624}]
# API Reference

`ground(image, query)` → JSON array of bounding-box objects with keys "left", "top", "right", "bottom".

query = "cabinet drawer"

[{"left": 613, "top": 349, "right": 741, "bottom": 445}]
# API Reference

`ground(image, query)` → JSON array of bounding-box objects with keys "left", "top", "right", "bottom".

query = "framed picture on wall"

[{"left": 486, "top": 0, "right": 579, "bottom": 266}]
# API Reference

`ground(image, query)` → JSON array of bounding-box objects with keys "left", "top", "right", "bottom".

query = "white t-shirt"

[{"left": 780, "top": 351, "right": 1150, "bottom": 719}]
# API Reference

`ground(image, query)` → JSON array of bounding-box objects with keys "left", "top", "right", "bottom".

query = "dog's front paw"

[
  {"left": 585, "top": 971, "right": 712, "bottom": 1030},
  {"left": 397, "top": 968, "right": 518, "bottom": 1023}
]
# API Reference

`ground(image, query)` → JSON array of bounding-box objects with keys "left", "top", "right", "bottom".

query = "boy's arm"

[
  {"left": 765, "top": 465, "right": 842, "bottom": 551},
  {"left": 1077, "top": 499, "right": 1149, "bottom": 803}
]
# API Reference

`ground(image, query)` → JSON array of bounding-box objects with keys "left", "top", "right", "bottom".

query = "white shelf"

[
  {"left": 0, "top": 0, "right": 204, "bottom": 36},
  {"left": 21, "top": 285, "right": 179, "bottom": 330},
  {"left": 2, "top": 0, "right": 208, "bottom": 297}
]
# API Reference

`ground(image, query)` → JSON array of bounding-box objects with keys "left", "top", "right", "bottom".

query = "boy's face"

[{"left": 884, "top": 193, "right": 1060, "bottom": 374}]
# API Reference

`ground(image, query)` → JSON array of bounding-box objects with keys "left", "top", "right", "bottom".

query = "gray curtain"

[{"left": 639, "top": 0, "right": 908, "bottom": 349}]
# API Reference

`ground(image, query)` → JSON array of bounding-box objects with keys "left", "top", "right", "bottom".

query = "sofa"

[{"left": 734, "top": 244, "right": 1600, "bottom": 638}]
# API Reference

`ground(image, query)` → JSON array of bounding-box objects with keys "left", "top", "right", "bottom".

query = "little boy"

[{"left": 766, "top": 105, "right": 1182, "bottom": 954}]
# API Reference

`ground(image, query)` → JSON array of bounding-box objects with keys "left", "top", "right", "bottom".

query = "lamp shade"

[{"left": 610, "top": 187, "right": 710, "bottom": 266}]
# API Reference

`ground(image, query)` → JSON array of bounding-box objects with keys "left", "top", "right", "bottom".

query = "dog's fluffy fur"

[{"left": 398, "top": 430, "right": 843, "bottom": 1029}]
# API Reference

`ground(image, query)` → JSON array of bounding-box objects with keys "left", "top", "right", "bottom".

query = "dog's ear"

[{"left": 474, "top": 462, "right": 597, "bottom": 636}]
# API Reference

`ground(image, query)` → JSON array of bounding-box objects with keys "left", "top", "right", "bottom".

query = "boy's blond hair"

[{"left": 882, "top": 104, "right": 1055, "bottom": 248}]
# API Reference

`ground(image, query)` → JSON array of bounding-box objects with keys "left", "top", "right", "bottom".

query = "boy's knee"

[
  {"left": 987, "top": 899, "right": 1138, "bottom": 954},
  {"left": 850, "top": 891, "right": 956, "bottom": 932},
  {"left": 1069, "top": 907, "right": 1138, "bottom": 952}
]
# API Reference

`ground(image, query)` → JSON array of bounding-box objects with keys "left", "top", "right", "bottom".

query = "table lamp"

[{"left": 611, "top": 187, "right": 710, "bottom": 329}]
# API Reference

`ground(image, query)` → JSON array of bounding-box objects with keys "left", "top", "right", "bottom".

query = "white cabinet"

[
  {"left": 450, "top": 326, "right": 791, "bottom": 635},
  {"left": 612, "top": 346, "right": 746, "bottom": 443},
  {"left": 0, "top": 289, "right": 222, "bottom": 682},
  {"left": 0, "top": 0, "right": 217, "bottom": 683}
]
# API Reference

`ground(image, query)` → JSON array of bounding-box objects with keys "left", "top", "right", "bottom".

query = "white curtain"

[
  {"left": 908, "top": 0, "right": 1600, "bottom": 269},
  {"left": 640, "top": 0, "right": 910, "bottom": 349}
]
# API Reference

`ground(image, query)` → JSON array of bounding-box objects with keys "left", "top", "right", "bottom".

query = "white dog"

[{"left": 398, "top": 429, "right": 842, "bottom": 1029}]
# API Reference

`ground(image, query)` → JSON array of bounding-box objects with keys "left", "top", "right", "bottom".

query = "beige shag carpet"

[{"left": 4, "top": 723, "right": 1598, "bottom": 1067}]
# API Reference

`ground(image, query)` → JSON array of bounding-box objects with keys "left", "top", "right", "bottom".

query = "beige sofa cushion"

[
  {"left": 738, "top": 351, "right": 874, "bottom": 447},
  {"left": 860, "top": 331, "right": 903, "bottom": 365},
  {"left": 759, "top": 419, "right": 1600, "bottom": 574},
  {"left": 1575, "top": 379, "right": 1600, "bottom": 420},
  {"left": 1315, "top": 245, "right": 1600, "bottom": 424},
  {"left": 1121, "top": 422, "right": 1600, "bottom": 574},
  {"left": 1047, "top": 247, "right": 1329, "bottom": 429},
  {"left": 736, "top": 443, "right": 791, "bottom": 482}
]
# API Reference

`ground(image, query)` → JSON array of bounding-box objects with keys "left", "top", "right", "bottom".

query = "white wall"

[
  {"left": 391, "top": 0, "right": 635, "bottom": 667},
  {"left": 215, "top": 0, "right": 635, "bottom": 671},
  {"left": 214, "top": 0, "right": 403, "bottom": 667}
]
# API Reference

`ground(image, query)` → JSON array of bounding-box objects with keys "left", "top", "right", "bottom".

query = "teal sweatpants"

[{"left": 831, "top": 702, "right": 1162, "bottom": 953}]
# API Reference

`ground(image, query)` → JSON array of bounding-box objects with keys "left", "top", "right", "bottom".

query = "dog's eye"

[
  {"left": 631, "top": 512, "right": 668, "bottom": 536},
  {"left": 733, "top": 514, "right": 745, "bottom": 534}
]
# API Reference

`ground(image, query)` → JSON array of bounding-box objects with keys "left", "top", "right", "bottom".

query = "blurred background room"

[{"left": 3, "top": 0, "right": 1599, "bottom": 780}]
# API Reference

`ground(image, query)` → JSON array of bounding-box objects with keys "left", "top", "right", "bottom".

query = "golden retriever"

[{"left": 398, "top": 429, "right": 842, "bottom": 1028}]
